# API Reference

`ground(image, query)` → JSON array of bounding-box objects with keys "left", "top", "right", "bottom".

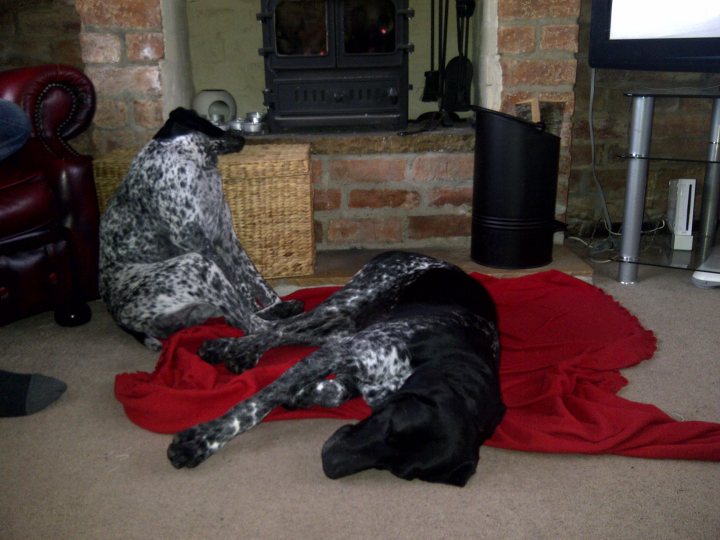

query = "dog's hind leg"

[
  {"left": 211, "top": 205, "right": 304, "bottom": 320},
  {"left": 109, "top": 253, "right": 278, "bottom": 348},
  {"left": 198, "top": 251, "right": 453, "bottom": 371}
]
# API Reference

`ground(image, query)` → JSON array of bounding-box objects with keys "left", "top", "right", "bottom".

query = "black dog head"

[
  {"left": 153, "top": 107, "right": 245, "bottom": 155},
  {"left": 321, "top": 364, "right": 505, "bottom": 487}
]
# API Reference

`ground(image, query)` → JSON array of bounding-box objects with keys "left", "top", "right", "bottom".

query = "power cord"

[{"left": 578, "top": 68, "right": 667, "bottom": 261}]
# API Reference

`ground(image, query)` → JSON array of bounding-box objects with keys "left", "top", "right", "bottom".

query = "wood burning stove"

[{"left": 258, "top": 0, "right": 414, "bottom": 132}]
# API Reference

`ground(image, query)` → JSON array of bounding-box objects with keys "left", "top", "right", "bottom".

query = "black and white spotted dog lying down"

[
  {"left": 99, "top": 108, "right": 302, "bottom": 350},
  {"left": 168, "top": 251, "right": 506, "bottom": 487}
]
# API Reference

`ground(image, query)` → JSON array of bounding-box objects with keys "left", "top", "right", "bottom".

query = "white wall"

[{"left": 160, "top": 0, "right": 195, "bottom": 117}]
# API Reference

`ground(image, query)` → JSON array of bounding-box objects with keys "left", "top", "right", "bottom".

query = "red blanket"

[{"left": 115, "top": 270, "right": 720, "bottom": 461}]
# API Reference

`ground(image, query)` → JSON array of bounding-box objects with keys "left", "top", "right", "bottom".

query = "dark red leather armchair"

[{"left": 0, "top": 64, "right": 99, "bottom": 326}]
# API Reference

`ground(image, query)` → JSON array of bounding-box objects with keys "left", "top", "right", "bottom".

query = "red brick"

[
  {"left": 80, "top": 33, "right": 122, "bottom": 64},
  {"left": 502, "top": 91, "right": 575, "bottom": 113},
  {"left": 17, "top": 6, "right": 81, "bottom": 35},
  {"left": 3, "top": 38, "right": 50, "bottom": 65},
  {"left": 328, "top": 157, "right": 406, "bottom": 183},
  {"left": 569, "top": 142, "right": 593, "bottom": 169},
  {"left": 93, "top": 98, "right": 129, "bottom": 128},
  {"left": 541, "top": 25, "right": 579, "bottom": 52},
  {"left": 411, "top": 153, "right": 474, "bottom": 181},
  {"left": 85, "top": 65, "right": 162, "bottom": 97},
  {"left": 573, "top": 115, "right": 627, "bottom": 142},
  {"left": 313, "top": 220, "right": 324, "bottom": 243},
  {"left": 311, "top": 159, "right": 324, "bottom": 183},
  {"left": 92, "top": 127, "right": 151, "bottom": 155},
  {"left": 76, "top": 0, "right": 161, "bottom": 29},
  {"left": 133, "top": 99, "right": 163, "bottom": 128},
  {"left": 313, "top": 189, "right": 341, "bottom": 211},
  {"left": 429, "top": 187, "right": 473, "bottom": 207},
  {"left": 502, "top": 58, "right": 577, "bottom": 87},
  {"left": 652, "top": 112, "right": 714, "bottom": 137},
  {"left": 651, "top": 138, "right": 707, "bottom": 161},
  {"left": 50, "top": 38, "right": 82, "bottom": 66},
  {"left": 348, "top": 189, "right": 420, "bottom": 209},
  {"left": 408, "top": 215, "right": 471, "bottom": 239},
  {"left": 499, "top": 0, "right": 581, "bottom": 20},
  {"left": 497, "top": 26, "right": 535, "bottom": 54},
  {"left": 0, "top": 12, "right": 15, "bottom": 36},
  {"left": 327, "top": 218, "right": 402, "bottom": 244},
  {"left": 126, "top": 32, "right": 165, "bottom": 61}
]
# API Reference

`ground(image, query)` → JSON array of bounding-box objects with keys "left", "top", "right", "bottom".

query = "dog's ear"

[
  {"left": 439, "top": 460, "right": 478, "bottom": 487},
  {"left": 322, "top": 392, "right": 478, "bottom": 485},
  {"left": 153, "top": 107, "right": 227, "bottom": 140},
  {"left": 207, "top": 133, "right": 245, "bottom": 156},
  {"left": 386, "top": 392, "right": 481, "bottom": 484}
]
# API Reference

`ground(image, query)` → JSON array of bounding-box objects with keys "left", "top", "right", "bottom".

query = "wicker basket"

[
  {"left": 93, "top": 147, "right": 140, "bottom": 215},
  {"left": 93, "top": 143, "right": 315, "bottom": 279},
  {"left": 218, "top": 144, "right": 315, "bottom": 278}
]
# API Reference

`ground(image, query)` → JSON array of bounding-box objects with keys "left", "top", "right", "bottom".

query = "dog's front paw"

[
  {"left": 198, "top": 337, "right": 266, "bottom": 374},
  {"left": 256, "top": 299, "right": 304, "bottom": 321},
  {"left": 167, "top": 427, "right": 221, "bottom": 469}
]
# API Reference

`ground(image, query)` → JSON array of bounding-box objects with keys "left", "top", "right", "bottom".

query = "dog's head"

[
  {"left": 153, "top": 107, "right": 245, "bottom": 155},
  {"left": 321, "top": 365, "right": 505, "bottom": 487}
]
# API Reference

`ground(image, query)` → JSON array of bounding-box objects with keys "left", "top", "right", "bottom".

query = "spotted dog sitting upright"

[
  {"left": 168, "top": 251, "right": 506, "bottom": 487},
  {"left": 99, "top": 108, "right": 302, "bottom": 350}
]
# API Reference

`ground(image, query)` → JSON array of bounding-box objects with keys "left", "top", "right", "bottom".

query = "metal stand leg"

[
  {"left": 697, "top": 98, "right": 720, "bottom": 247},
  {"left": 618, "top": 96, "right": 654, "bottom": 284}
]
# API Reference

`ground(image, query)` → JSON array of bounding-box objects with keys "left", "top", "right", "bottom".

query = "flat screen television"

[{"left": 589, "top": 0, "right": 720, "bottom": 73}]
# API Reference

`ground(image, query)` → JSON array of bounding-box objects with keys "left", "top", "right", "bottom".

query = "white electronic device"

[
  {"left": 666, "top": 178, "right": 695, "bottom": 251},
  {"left": 692, "top": 245, "right": 720, "bottom": 288}
]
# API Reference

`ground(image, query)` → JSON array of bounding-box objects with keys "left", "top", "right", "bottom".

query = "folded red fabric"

[{"left": 114, "top": 270, "right": 720, "bottom": 460}]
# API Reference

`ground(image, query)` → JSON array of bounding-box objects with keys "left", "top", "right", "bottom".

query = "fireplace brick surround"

[{"left": 9, "top": 0, "right": 582, "bottom": 250}]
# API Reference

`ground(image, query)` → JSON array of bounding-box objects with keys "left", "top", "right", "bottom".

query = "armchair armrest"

[{"left": 0, "top": 64, "right": 95, "bottom": 158}]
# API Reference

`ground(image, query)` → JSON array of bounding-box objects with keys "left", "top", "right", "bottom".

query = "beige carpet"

[{"left": 1, "top": 261, "right": 719, "bottom": 539}]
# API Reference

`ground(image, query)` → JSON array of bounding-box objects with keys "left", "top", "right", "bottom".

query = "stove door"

[
  {"left": 258, "top": 0, "right": 412, "bottom": 132},
  {"left": 337, "top": 0, "right": 411, "bottom": 68},
  {"left": 260, "top": 0, "right": 336, "bottom": 69}
]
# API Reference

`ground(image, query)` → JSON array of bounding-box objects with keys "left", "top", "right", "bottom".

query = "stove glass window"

[
  {"left": 275, "top": 0, "right": 328, "bottom": 56},
  {"left": 344, "top": 0, "right": 396, "bottom": 54}
]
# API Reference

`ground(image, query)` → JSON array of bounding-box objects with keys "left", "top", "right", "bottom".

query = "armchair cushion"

[{"left": 0, "top": 168, "right": 58, "bottom": 239}]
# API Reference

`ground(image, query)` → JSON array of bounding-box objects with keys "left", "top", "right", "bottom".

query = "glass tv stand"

[{"left": 617, "top": 88, "right": 720, "bottom": 284}]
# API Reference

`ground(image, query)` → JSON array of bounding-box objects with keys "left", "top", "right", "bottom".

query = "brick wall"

[
  {"left": 75, "top": 0, "right": 165, "bottom": 154},
  {"left": 496, "top": 0, "right": 581, "bottom": 222},
  {"left": 0, "top": 0, "right": 82, "bottom": 70},
  {"left": 0, "top": 0, "right": 90, "bottom": 151}
]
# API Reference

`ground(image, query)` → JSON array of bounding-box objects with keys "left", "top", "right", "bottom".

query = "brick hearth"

[{"left": 248, "top": 126, "right": 476, "bottom": 250}]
